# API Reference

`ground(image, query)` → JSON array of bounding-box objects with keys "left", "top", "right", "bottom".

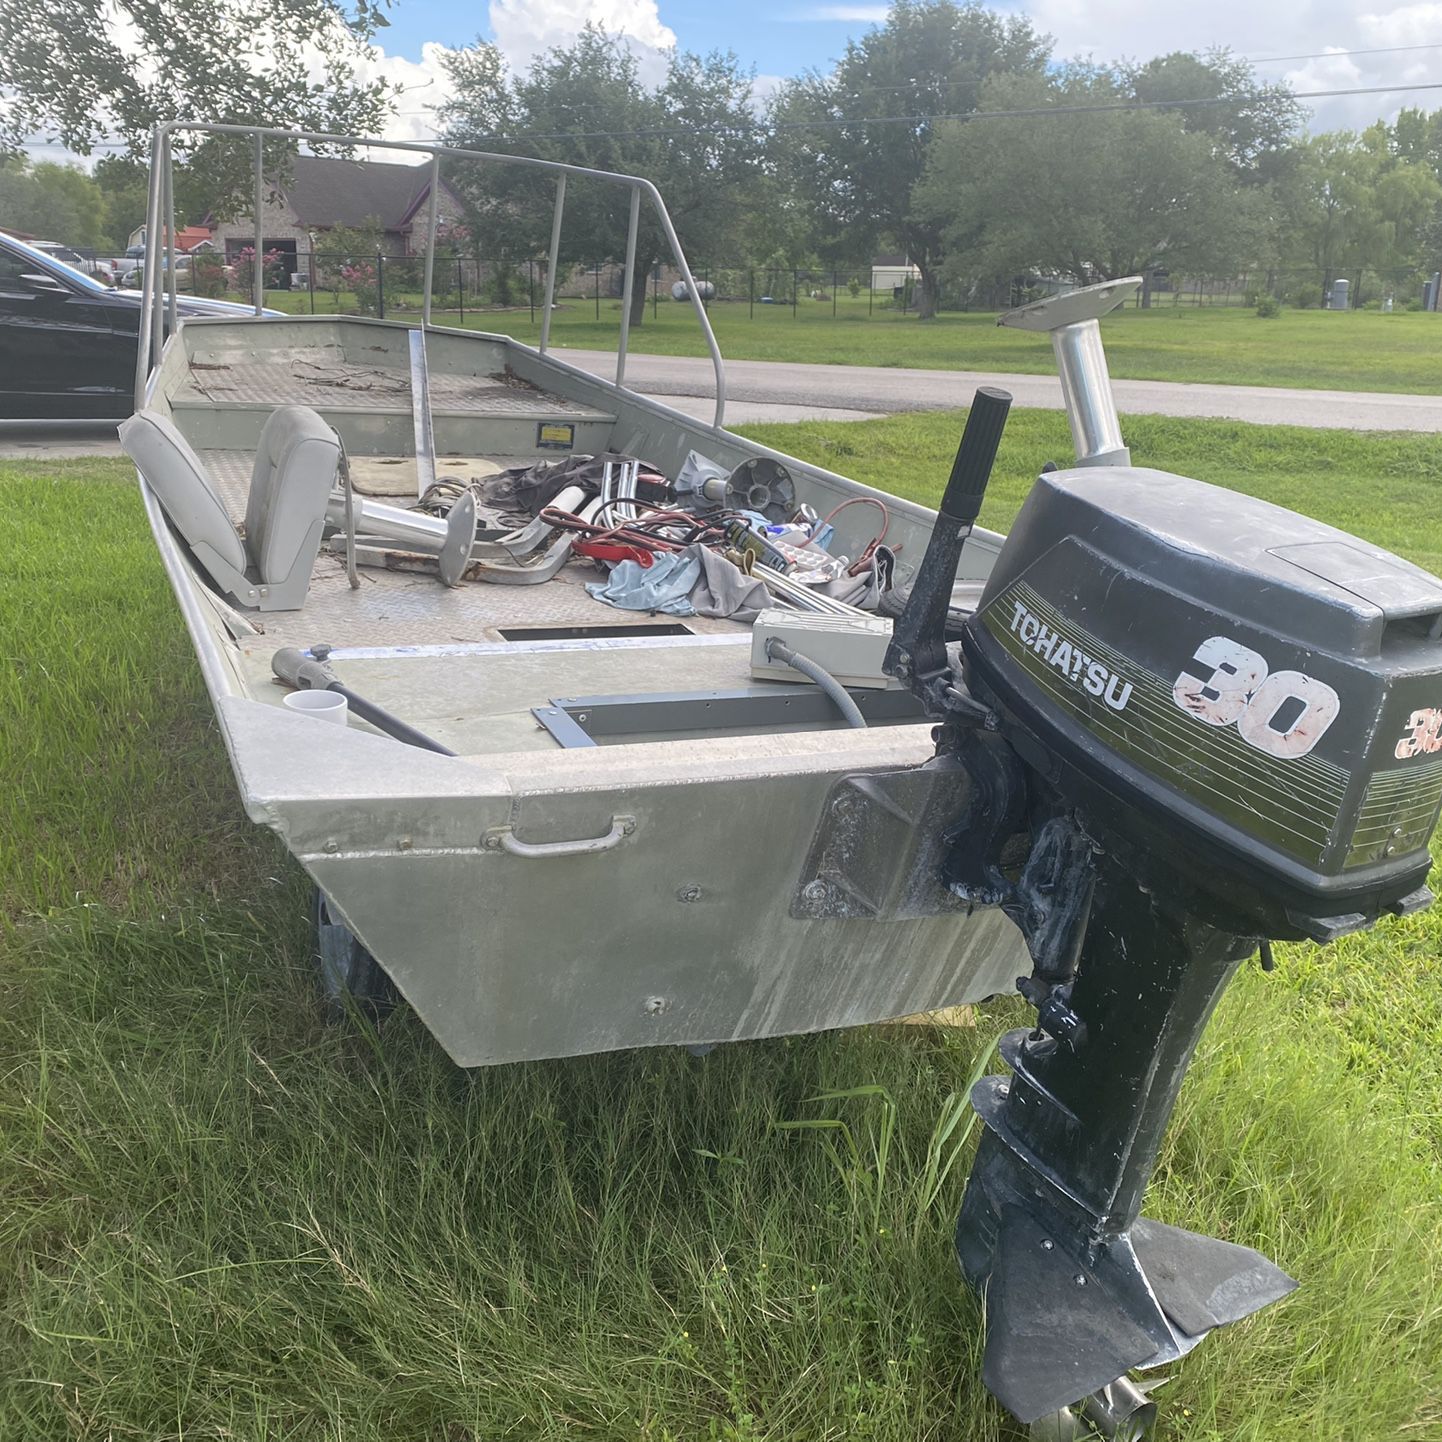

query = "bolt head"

[
  {"left": 677, "top": 885, "right": 702, "bottom": 903},
  {"left": 801, "top": 878, "right": 830, "bottom": 903}
]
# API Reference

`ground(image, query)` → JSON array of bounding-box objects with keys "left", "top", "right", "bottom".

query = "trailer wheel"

[{"left": 310, "top": 886, "right": 396, "bottom": 1022}]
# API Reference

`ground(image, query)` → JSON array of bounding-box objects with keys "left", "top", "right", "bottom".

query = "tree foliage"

[
  {"left": 439, "top": 28, "right": 764, "bottom": 325},
  {"left": 773, "top": 0, "right": 1049, "bottom": 317},
  {"left": 0, "top": 0, "right": 395, "bottom": 157},
  {"left": 919, "top": 69, "right": 1264, "bottom": 300},
  {"left": 0, "top": 158, "right": 108, "bottom": 248}
]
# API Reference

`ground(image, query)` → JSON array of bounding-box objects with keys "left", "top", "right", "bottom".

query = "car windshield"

[{"left": 6, "top": 237, "right": 110, "bottom": 295}]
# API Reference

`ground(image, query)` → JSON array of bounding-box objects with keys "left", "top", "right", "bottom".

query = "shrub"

[{"left": 1255, "top": 296, "right": 1282, "bottom": 319}]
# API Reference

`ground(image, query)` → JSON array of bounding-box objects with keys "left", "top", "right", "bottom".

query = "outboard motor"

[{"left": 884, "top": 281, "right": 1442, "bottom": 1434}]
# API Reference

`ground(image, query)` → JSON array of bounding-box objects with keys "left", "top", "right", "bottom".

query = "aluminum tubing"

[
  {"left": 325, "top": 493, "right": 452, "bottom": 552},
  {"left": 1050, "top": 319, "right": 1130, "bottom": 467}
]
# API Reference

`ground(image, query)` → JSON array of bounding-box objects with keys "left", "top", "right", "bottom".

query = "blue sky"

[{"left": 357, "top": 0, "right": 1442, "bottom": 145}]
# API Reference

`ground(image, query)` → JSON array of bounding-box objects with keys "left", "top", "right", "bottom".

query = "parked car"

[
  {"left": 0, "top": 233, "right": 272, "bottom": 418},
  {"left": 30, "top": 241, "right": 117, "bottom": 283}
]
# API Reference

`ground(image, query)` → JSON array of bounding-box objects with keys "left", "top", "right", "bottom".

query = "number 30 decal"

[{"left": 1172, "top": 636, "right": 1340, "bottom": 760}]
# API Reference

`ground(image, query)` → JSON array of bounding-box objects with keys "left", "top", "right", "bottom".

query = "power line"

[{"left": 1248, "top": 40, "right": 1442, "bottom": 65}]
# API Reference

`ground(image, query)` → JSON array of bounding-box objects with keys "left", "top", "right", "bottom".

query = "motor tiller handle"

[{"left": 886, "top": 386, "right": 1011, "bottom": 695}]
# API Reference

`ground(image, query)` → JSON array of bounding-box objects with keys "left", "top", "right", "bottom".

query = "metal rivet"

[
  {"left": 1074, "top": 1275, "right": 1087, "bottom": 1287},
  {"left": 1040, "top": 1239, "right": 1054, "bottom": 1251},
  {"left": 576, "top": 712, "right": 589, "bottom": 723},
  {"left": 397, "top": 837, "right": 413, "bottom": 851},
  {"left": 801, "top": 879, "right": 829, "bottom": 902},
  {"left": 677, "top": 885, "right": 702, "bottom": 903},
  {"left": 997, "top": 1084, "right": 1009, "bottom": 1098},
  {"left": 322, "top": 839, "right": 339, "bottom": 854},
  {"left": 644, "top": 996, "right": 667, "bottom": 1015}
]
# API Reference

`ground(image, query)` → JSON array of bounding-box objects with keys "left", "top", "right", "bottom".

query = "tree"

[
  {"left": 440, "top": 28, "right": 764, "bottom": 326},
  {"left": 0, "top": 158, "right": 107, "bottom": 247},
  {"left": 774, "top": 0, "right": 1050, "bottom": 318},
  {"left": 94, "top": 155, "right": 150, "bottom": 251},
  {"left": 1278, "top": 130, "right": 1441, "bottom": 301},
  {"left": 1126, "top": 49, "right": 1301, "bottom": 181},
  {"left": 919, "top": 70, "right": 1264, "bottom": 303},
  {"left": 0, "top": 0, "right": 394, "bottom": 158}
]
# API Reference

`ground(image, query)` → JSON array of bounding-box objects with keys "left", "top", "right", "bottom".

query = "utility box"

[{"left": 1424, "top": 273, "right": 1441, "bottom": 312}]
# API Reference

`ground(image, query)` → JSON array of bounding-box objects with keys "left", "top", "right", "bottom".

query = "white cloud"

[
  {"left": 1024, "top": 0, "right": 1442, "bottom": 131},
  {"left": 489, "top": 0, "right": 677, "bottom": 83}
]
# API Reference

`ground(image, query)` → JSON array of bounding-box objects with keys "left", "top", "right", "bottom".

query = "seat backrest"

[
  {"left": 119, "top": 409, "right": 256, "bottom": 604},
  {"left": 244, "top": 405, "right": 340, "bottom": 596}
]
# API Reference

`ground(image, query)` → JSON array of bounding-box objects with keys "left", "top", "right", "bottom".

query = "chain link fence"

[{"left": 142, "top": 250, "right": 1442, "bottom": 318}]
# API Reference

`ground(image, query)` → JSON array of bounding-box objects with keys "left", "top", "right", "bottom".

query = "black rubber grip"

[{"left": 941, "top": 386, "right": 1012, "bottom": 526}]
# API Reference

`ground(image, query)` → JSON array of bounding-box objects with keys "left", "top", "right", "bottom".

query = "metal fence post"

[
  {"left": 749, "top": 268, "right": 754, "bottom": 319},
  {"left": 458, "top": 256, "right": 464, "bottom": 327},
  {"left": 869, "top": 273, "right": 873, "bottom": 315},
  {"left": 792, "top": 269, "right": 798, "bottom": 318},
  {"left": 652, "top": 265, "right": 658, "bottom": 320},
  {"left": 376, "top": 251, "right": 385, "bottom": 319},
  {"left": 308, "top": 255, "right": 315, "bottom": 314},
  {"left": 529, "top": 260, "right": 535, "bottom": 324},
  {"left": 832, "top": 269, "right": 837, "bottom": 317},
  {"left": 594, "top": 261, "right": 600, "bottom": 320}
]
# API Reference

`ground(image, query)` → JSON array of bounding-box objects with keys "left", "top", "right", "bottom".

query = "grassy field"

[
  {"left": 1, "top": 423, "right": 1440, "bottom": 1441},
  {"left": 256, "top": 288, "right": 1442, "bottom": 395}
]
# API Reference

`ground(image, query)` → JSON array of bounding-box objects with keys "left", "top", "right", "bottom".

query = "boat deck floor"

[
  {"left": 177, "top": 357, "right": 613, "bottom": 420},
  {"left": 203, "top": 449, "right": 761, "bottom": 758}
]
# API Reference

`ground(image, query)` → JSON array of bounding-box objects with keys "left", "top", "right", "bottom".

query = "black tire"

[{"left": 310, "top": 885, "right": 397, "bottom": 1022}]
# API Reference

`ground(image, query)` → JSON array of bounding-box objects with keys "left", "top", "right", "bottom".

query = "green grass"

[
  {"left": 255, "top": 288, "right": 1442, "bottom": 395},
  {"left": 1, "top": 425, "right": 1440, "bottom": 1441}
]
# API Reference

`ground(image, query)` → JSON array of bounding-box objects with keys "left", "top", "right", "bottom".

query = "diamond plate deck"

[
  {"left": 203, "top": 450, "right": 745, "bottom": 652},
  {"left": 177, "top": 358, "right": 613, "bottom": 418}
]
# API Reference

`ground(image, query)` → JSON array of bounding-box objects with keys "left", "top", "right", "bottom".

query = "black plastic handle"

[{"left": 887, "top": 387, "right": 1012, "bottom": 690}]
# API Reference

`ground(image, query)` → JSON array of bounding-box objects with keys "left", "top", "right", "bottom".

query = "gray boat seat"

[{"left": 120, "top": 405, "right": 340, "bottom": 611}]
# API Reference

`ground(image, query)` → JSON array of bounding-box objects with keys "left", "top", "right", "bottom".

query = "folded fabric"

[
  {"left": 585, "top": 544, "right": 771, "bottom": 622},
  {"left": 587, "top": 549, "right": 701, "bottom": 615}
]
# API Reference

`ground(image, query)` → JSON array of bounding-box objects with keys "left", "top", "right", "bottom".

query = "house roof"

[{"left": 279, "top": 154, "right": 458, "bottom": 230}]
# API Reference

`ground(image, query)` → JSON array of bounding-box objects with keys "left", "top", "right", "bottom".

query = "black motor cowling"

[{"left": 962, "top": 463, "right": 1442, "bottom": 939}]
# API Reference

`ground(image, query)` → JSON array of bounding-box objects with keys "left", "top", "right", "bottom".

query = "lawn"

[
  {"left": 1, "top": 422, "right": 1439, "bottom": 1442},
  {"left": 255, "top": 287, "right": 1442, "bottom": 395}
]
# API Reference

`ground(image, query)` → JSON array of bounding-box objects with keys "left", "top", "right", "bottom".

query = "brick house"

[{"left": 208, "top": 154, "right": 466, "bottom": 272}]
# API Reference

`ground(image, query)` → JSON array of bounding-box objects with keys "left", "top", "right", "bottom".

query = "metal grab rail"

[{"left": 133, "top": 121, "right": 729, "bottom": 427}]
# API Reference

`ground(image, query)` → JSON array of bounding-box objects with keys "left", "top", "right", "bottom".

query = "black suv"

[{"left": 0, "top": 233, "right": 260, "bottom": 419}]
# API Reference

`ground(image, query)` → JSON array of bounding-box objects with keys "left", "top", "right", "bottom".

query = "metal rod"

[
  {"left": 539, "top": 173, "right": 566, "bottom": 354},
  {"left": 134, "top": 129, "right": 165, "bottom": 406},
  {"left": 421, "top": 151, "right": 440, "bottom": 328},
  {"left": 163, "top": 134, "right": 178, "bottom": 335},
  {"left": 253, "top": 132, "right": 264, "bottom": 315},
  {"left": 408, "top": 328, "right": 436, "bottom": 500},
  {"left": 616, "top": 185, "right": 640, "bottom": 387},
  {"left": 1050, "top": 320, "right": 1128, "bottom": 466},
  {"left": 147, "top": 122, "right": 731, "bottom": 425}
]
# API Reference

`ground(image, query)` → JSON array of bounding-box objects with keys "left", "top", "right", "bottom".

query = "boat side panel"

[{"left": 299, "top": 755, "right": 1026, "bottom": 1065}]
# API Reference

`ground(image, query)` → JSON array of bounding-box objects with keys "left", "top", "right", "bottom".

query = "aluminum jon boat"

[
  {"left": 127, "top": 126, "right": 1442, "bottom": 1439},
  {"left": 125, "top": 124, "right": 1035, "bottom": 1067}
]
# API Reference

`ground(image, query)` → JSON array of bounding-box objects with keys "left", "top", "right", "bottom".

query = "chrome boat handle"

[{"left": 487, "top": 815, "right": 635, "bottom": 858}]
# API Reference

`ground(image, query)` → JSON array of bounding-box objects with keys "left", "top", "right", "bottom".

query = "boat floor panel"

[
  {"left": 201, "top": 449, "right": 746, "bottom": 652},
  {"left": 177, "top": 359, "right": 613, "bottom": 418},
  {"left": 236, "top": 639, "right": 767, "bottom": 755}
]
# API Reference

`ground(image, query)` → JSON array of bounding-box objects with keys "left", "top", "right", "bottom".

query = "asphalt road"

[
  {"left": 4, "top": 352, "right": 1437, "bottom": 460},
  {"left": 553, "top": 348, "right": 1442, "bottom": 432}
]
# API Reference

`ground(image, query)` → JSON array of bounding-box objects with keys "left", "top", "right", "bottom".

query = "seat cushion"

[
  {"left": 245, "top": 405, "right": 340, "bottom": 585},
  {"left": 118, "top": 409, "right": 247, "bottom": 575}
]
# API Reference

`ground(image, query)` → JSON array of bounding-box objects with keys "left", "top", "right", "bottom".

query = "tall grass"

[{"left": 1, "top": 434, "right": 1439, "bottom": 1440}]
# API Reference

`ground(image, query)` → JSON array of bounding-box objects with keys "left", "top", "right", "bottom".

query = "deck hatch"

[{"left": 533, "top": 685, "right": 928, "bottom": 748}]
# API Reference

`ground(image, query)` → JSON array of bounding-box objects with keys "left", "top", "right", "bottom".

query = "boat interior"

[{"left": 134, "top": 314, "right": 1002, "bottom": 762}]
